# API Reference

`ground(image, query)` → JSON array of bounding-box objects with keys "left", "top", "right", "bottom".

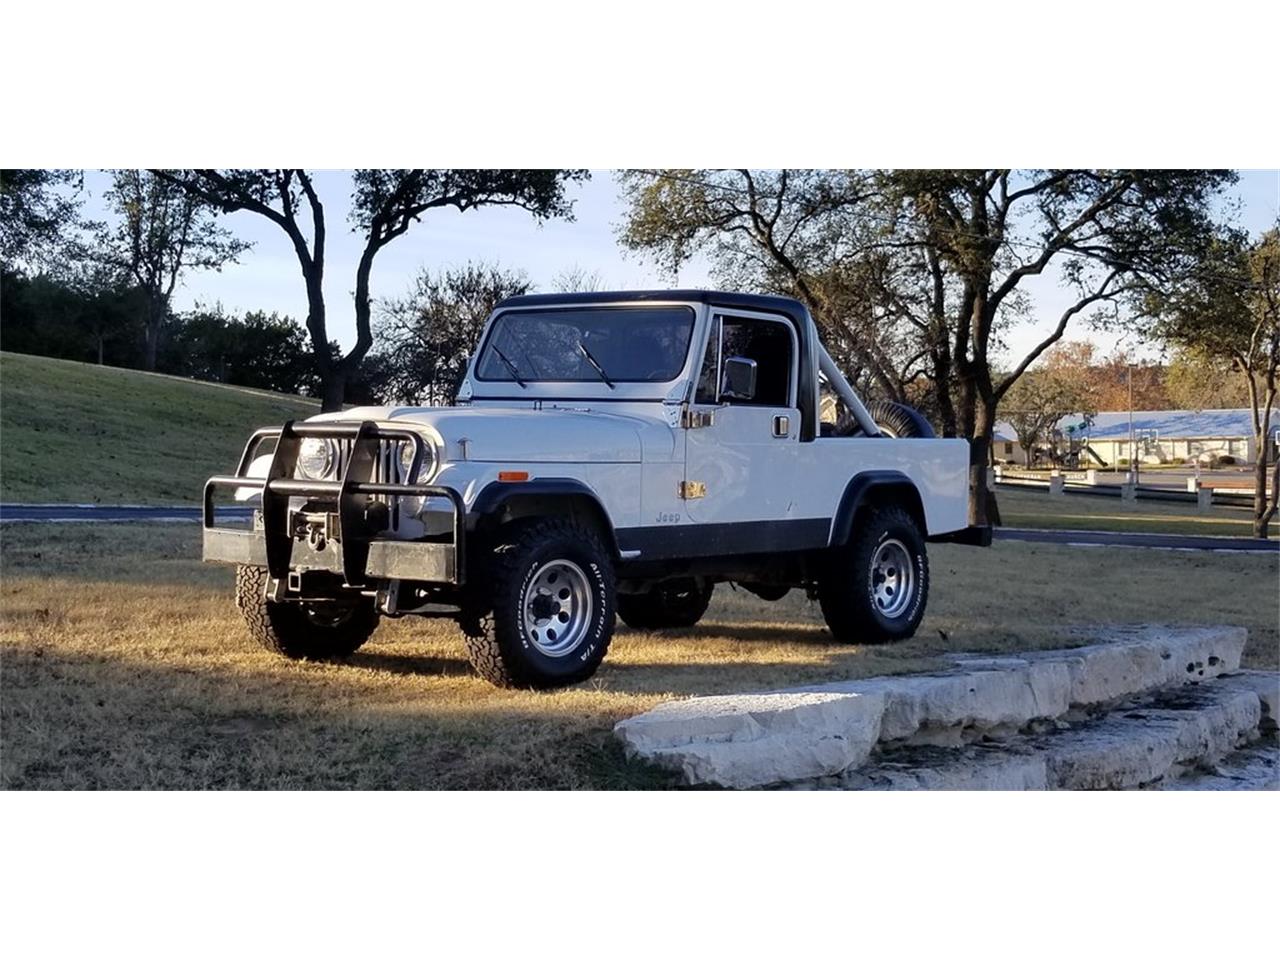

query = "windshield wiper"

[
  {"left": 491, "top": 345, "right": 527, "bottom": 387},
  {"left": 576, "top": 340, "right": 615, "bottom": 389}
]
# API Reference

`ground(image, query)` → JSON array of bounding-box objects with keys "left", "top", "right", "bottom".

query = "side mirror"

[{"left": 721, "top": 356, "right": 757, "bottom": 401}]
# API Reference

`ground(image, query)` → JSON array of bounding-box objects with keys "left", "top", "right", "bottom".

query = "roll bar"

[{"left": 817, "top": 344, "right": 882, "bottom": 438}]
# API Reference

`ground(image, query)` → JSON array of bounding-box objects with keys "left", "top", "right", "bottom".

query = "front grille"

[
  {"left": 326, "top": 438, "right": 409, "bottom": 531},
  {"left": 332, "top": 437, "right": 409, "bottom": 484}
]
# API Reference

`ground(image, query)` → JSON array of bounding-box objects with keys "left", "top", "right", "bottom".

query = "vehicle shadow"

[
  {"left": 640, "top": 620, "right": 831, "bottom": 644},
  {"left": 345, "top": 649, "right": 474, "bottom": 679}
]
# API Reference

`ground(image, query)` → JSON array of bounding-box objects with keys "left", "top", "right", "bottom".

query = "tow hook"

[{"left": 307, "top": 524, "right": 326, "bottom": 551}]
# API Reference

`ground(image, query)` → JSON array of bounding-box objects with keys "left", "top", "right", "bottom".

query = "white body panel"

[
  {"left": 291, "top": 295, "right": 971, "bottom": 555},
  {"left": 802, "top": 437, "right": 971, "bottom": 536},
  {"left": 685, "top": 403, "right": 802, "bottom": 523}
]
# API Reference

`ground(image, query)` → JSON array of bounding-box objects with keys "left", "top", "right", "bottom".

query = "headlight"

[
  {"left": 399, "top": 438, "right": 436, "bottom": 482},
  {"left": 297, "top": 437, "right": 338, "bottom": 479}
]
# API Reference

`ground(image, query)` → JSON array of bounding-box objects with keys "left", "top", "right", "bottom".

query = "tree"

[
  {"left": 1045, "top": 340, "right": 1172, "bottom": 411},
  {"left": 551, "top": 264, "right": 604, "bottom": 292},
  {"left": 1148, "top": 226, "right": 1280, "bottom": 538},
  {"left": 157, "top": 169, "right": 587, "bottom": 411},
  {"left": 1001, "top": 362, "right": 1097, "bottom": 466},
  {"left": 621, "top": 170, "right": 1231, "bottom": 522},
  {"left": 617, "top": 170, "right": 941, "bottom": 407},
  {"left": 881, "top": 169, "right": 1233, "bottom": 525},
  {"left": 1165, "top": 346, "right": 1251, "bottom": 409},
  {"left": 0, "top": 264, "right": 145, "bottom": 365},
  {"left": 372, "top": 262, "right": 531, "bottom": 404},
  {"left": 0, "top": 169, "right": 83, "bottom": 271},
  {"left": 94, "top": 171, "right": 248, "bottom": 370},
  {"left": 1091, "top": 348, "right": 1171, "bottom": 411},
  {"left": 166, "top": 305, "right": 319, "bottom": 395},
  {"left": 1041, "top": 341, "right": 1103, "bottom": 412},
  {"left": 66, "top": 262, "right": 148, "bottom": 365}
]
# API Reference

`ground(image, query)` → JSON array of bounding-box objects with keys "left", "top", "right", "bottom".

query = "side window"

[
  {"left": 695, "top": 317, "right": 721, "bottom": 404},
  {"left": 720, "top": 316, "right": 792, "bottom": 407}
]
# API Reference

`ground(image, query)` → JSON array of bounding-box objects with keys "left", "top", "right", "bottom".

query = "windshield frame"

[{"left": 473, "top": 305, "right": 698, "bottom": 386}]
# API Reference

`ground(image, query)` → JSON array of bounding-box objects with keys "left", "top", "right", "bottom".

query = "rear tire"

[
  {"left": 460, "top": 517, "right": 615, "bottom": 689},
  {"left": 234, "top": 565, "right": 379, "bottom": 659},
  {"left": 818, "top": 505, "right": 928, "bottom": 644},
  {"left": 617, "top": 579, "right": 714, "bottom": 630}
]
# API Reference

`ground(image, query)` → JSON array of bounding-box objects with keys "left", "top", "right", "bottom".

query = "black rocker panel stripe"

[{"left": 615, "top": 518, "right": 830, "bottom": 560}]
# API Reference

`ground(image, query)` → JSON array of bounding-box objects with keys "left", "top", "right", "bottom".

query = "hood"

[{"left": 309, "top": 405, "right": 661, "bottom": 463}]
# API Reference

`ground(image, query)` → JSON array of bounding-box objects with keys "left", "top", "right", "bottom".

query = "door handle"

[{"left": 772, "top": 415, "right": 790, "bottom": 438}]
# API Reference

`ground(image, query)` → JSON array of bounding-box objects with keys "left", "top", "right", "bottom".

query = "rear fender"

[{"left": 830, "top": 471, "right": 926, "bottom": 546}]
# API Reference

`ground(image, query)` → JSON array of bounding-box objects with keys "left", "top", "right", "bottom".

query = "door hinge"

[
  {"left": 678, "top": 480, "right": 707, "bottom": 500},
  {"left": 681, "top": 407, "right": 715, "bottom": 429}
]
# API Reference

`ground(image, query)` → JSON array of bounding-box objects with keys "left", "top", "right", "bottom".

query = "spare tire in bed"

[{"left": 866, "top": 400, "right": 935, "bottom": 439}]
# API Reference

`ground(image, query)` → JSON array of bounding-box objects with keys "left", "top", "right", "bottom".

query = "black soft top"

[
  {"left": 492, "top": 289, "right": 820, "bottom": 442},
  {"left": 495, "top": 289, "right": 807, "bottom": 315}
]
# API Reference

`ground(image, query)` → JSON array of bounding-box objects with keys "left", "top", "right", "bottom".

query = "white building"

[{"left": 993, "top": 408, "right": 1277, "bottom": 467}]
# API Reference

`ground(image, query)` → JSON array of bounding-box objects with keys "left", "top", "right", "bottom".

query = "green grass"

[
  {"left": 0, "top": 352, "right": 320, "bottom": 504},
  {"left": 996, "top": 485, "right": 1278, "bottom": 537},
  {"left": 1, "top": 523, "right": 1275, "bottom": 789}
]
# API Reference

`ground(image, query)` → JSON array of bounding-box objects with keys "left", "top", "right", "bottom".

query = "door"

[{"left": 683, "top": 310, "right": 800, "bottom": 527}]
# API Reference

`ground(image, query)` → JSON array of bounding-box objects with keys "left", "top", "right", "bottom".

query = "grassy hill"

[{"left": 0, "top": 352, "right": 322, "bottom": 504}]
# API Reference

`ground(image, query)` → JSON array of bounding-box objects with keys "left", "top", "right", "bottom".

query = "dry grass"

[{"left": 2, "top": 523, "right": 1276, "bottom": 789}]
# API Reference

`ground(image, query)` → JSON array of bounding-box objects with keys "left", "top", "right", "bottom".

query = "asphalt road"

[
  {"left": 3, "top": 503, "right": 1277, "bottom": 553},
  {"left": 0, "top": 503, "right": 253, "bottom": 523},
  {"left": 994, "top": 527, "right": 1278, "bottom": 553}
]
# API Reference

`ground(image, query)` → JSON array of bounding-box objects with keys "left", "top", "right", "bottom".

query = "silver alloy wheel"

[
  {"left": 868, "top": 538, "right": 915, "bottom": 619},
  {"left": 522, "top": 559, "right": 594, "bottom": 657}
]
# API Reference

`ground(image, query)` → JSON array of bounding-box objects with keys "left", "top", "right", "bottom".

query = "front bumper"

[{"left": 203, "top": 420, "right": 465, "bottom": 586}]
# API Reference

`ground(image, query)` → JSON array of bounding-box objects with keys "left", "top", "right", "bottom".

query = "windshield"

[{"left": 475, "top": 306, "right": 695, "bottom": 383}]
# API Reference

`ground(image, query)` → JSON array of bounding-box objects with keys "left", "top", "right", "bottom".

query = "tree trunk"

[
  {"left": 936, "top": 379, "right": 958, "bottom": 438},
  {"left": 142, "top": 293, "right": 166, "bottom": 372},
  {"left": 1254, "top": 435, "right": 1271, "bottom": 538},
  {"left": 321, "top": 369, "right": 347, "bottom": 413},
  {"left": 930, "top": 347, "right": 958, "bottom": 437},
  {"left": 143, "top": 318, "right": 159, "bottom": 371},
  {"left": 969, "top": 398, "right": 999, "bottom": 527}
]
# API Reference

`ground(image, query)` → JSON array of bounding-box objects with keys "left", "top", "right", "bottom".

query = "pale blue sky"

[{"left": 79, "top": 169, "right": 1279, "bottom": 365}]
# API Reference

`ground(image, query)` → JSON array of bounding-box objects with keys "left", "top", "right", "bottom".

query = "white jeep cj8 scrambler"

[{"left": 204, "top": 290, "right": 989, "bottom": 688}]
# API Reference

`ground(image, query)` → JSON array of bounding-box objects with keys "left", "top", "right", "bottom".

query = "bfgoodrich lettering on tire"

[
  {"left": 461, "top": 517, "right": 616, "bottom": 689},
  {"left": 818, "top": 505, "right": 929, "bottom": 644}
]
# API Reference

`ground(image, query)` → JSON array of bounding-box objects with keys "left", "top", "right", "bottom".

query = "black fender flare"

[
  {"left": 830, "top": 470, "right": 926, "bottom": 547},
  {"left": 468, "top": 477, "right": 619, "bottom": 555}
]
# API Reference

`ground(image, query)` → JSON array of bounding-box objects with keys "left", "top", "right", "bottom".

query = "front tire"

[
  {"left": 461, "top": 517, "right": 616, "bottom": 689},
  {"left": 617, "top": 579, "right": 714, "bottom": 630},
  {"left": 818, "top": 505, "right": 928, "bottom": 644},
  {"left": 234, "top": 565, "right": 379, "bottom": 659}
]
